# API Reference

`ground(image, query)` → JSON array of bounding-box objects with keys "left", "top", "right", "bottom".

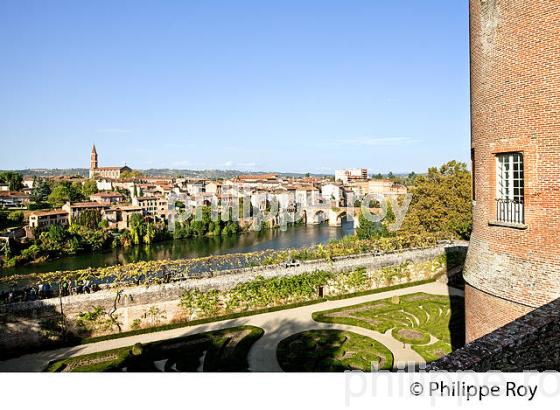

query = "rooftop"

[
  {"left": 90, "top": 192, "right": 125, "bottom": 198},
  {"left": 30, "top": 210, "right": 69, "bottom": 217},
  {"left": 65, "top": 201, "right": 110, "bottom": 208}
]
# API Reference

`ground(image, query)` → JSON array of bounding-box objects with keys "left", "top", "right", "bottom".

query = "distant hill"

[
  {"left": 4, "top": 168, "right": 89, "bottom": 177},
  {"left": 141, "top": 169, "right": 331, "bottom": 179},
  {"left": 3, "top": 168, "right": 331, "bottom": 179}
]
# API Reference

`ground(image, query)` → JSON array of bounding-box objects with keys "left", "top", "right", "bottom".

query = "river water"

[{"left": 1, "top": 220, "right": 355, "bottom": 276}]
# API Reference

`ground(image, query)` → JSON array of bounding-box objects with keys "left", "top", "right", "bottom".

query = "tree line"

[{"left": 356, "top": 161, "right": 472, "bottom": 241}]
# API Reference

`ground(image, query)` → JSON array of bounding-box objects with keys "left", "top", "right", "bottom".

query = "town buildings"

[
  {"left": 0, "top": 145, "right": 408, "bottom": 239},
  {"left": 334, "top": 168, "right": 368, "bottom": 184},
  {"left": 89, "top": 192, "right": 125, "bottom": 204},
  {"left": 0, "top": 191, "right": 30, "bottom": 209},
  {"left": 62, "top": 201, "right": 111, "bottom": 224},
  {"left": 132, "top": 196, "right": 168, "bottom": 221},
  {"left": 367, "top": 180, "right": 408, "bottom": 199},
  {"left": 28, "top": 210, "right": 69, "bottom": 231},
  {"left": 89, "top": 144, "right": 131, "bottom": 179},
  {"left": 102, "top": 205, "right": 143, "bottom": 230}
]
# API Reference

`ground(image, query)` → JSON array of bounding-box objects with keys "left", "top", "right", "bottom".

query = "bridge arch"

[
  {"left": 328, "top": 208, "right": 360, "bottom": 227},
  {"left": 309, "top": 209, "right": 327, "bottom": 225}
]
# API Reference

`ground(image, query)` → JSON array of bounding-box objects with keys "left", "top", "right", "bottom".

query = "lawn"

[
  {"left": 277, "top": 329, "right": 393, "bottom": 372},
  {"left": 312, "top": 292, "right": 464, "bottom": 362},
  {"left": 46, "top": 325, "right": 264, "bottom": 372}
]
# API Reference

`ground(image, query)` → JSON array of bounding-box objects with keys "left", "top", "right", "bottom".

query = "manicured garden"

[
  {"left": 46, "top": 325, "right": 263, "bottom": 372},
  {"left": 312, "top": 293, "right": 464, "bottom": 362},
  {"left": 276, "top": 329, "right": 393, "bottom": 372}
]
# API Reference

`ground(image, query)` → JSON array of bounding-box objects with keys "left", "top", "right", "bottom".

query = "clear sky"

[{"left": 0, "top": 0, "right": 470, "bottom": 174}]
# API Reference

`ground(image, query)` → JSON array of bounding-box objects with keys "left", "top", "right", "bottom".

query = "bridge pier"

[
  {"left": 328, "top": 209, "right": 341, "bottom": 227},
  {"left": 302, "top": 206, "right": 360, "bottom": 229}
]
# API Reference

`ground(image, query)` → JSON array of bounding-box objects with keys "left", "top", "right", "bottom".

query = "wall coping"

[{"left": 0, "top": 242, "right": 468, "bottom": 312}]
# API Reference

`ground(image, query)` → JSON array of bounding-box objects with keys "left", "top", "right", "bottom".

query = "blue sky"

[{"left": 0, "top": 0, "right": 470, "bottom": 174}]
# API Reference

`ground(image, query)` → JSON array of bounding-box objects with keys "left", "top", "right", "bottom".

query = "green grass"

[
  {"left": 81, "top": 278, "right": 438, "bottom": 344},
  {"left": 46, "top": 325, "right": 264, "bottom": 372},
  {"left": 391, "top": 327, "right": 431, "bottom": 345},
  {"left": 312, "top": 292, "right": 465, "bottom": 362},
  {"left": 412, "top": 340, "right": 452, "bottom": 362},
  {"left": 277, "top": 330, "right": 393, "bottom": 372},
  {"left": 0, "top": 278, "right": 441, "bottom": 362}
]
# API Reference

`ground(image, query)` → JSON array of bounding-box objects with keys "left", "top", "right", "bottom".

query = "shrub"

[
  {"left": 130, "top": 319, "right": 142, "bottom": 330},
  {"left": 131, "top": 343, "right": 144, "bottom": 356}
]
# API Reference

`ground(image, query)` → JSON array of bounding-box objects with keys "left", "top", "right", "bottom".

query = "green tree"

[
  {"left": 400, "top": 160, "right": 472, "bottom": 239},
  {"left": 129, "top": 213, "right": 146, "bottom": 245},
  {"left": 143, "top": 223, "right": 156, "bottom": 244},
  {"left": 121, "top": 170, "right": 145, "bottom": 179},
  {"left": 406, "top": 172, "right": 418, "bottom": 186},
  {"left": 189, "top": 206, "right": 213, "bottom": 236},
  {"left": 74, "top": 226, "right": 110, "bottom": 251},
  {"left": 21, "top": 244, "right": 41, "bottom": 260},
  {"left": 213, "top": 220, "right": 222, "bottom": 236},
  {"left": 0, "top": 172, "right": 23, "bottom": 191},
  {"left": 48, "top": 182, "right": 84, "bottom": 207},
  {"left": 222, "top": 221, "right": 239, "bottom": 235},
  {"left": 39, "top": 225, "right": 67, "bottom": 253},
  {"left": 356, "top": 201, "right": 395, "bottom": 240},
  {"left": 7, "top": 210, "right": 24, "bottom": 226},
  {"left": 356, "top": 214, "right": 384, "bottom": 239},
  {"left": 62, "top": 237, "right": 81, "bottom": 255},
  {"left": 77, "top": 209, "right": 102, "bottom": 230},
  {"left": 30, "top": 179, "right": 52, "bottom": 203},
  {"left": 81, "top": 179, "right": 98, "bottom": 197}
]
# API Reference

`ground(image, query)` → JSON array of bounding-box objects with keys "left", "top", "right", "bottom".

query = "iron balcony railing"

[{"left": 496, "top": 198, "right": 525, "bottom": 224}]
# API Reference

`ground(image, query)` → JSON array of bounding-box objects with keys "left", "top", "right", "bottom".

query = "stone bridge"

[{"left": 302, "top": 206, "right": 361, "bottom": 228}]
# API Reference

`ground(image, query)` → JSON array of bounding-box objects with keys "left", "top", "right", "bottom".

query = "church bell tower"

[{"left": 89, "top": 144, "right": 98, "bottom": 178}]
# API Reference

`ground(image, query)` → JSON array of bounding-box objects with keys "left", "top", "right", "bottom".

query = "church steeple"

[{"left": 89, "top": 144, "right": 98, "bottom": 178}]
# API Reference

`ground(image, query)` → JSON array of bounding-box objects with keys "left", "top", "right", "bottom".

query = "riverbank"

[{"left": 1, "top": 221, "right": 355, "bottom": 277}]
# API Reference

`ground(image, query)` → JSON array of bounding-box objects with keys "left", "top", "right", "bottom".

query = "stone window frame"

[{"left": 489, "top": 151, "right": 527, "bottom": 229}]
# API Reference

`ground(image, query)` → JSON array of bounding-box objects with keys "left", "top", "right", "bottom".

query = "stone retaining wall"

[{"left": 0, "top": 243, "right": 467, "bottom": 354}]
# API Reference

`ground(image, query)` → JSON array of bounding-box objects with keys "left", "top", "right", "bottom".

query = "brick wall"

[
  {"left": 465, "top": 0, "right": 560, "bottom": 338},
  {"left": 465, "top": 284, "right": 531, "bottom": 342}
]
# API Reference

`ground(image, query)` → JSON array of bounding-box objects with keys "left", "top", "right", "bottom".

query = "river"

[{"left": 1, "top": 220, "right": 355, "bottom": 276}]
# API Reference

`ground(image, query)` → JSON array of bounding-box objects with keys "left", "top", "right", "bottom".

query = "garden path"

[{"left": 0, "top": 282, "right": 463, "bottom": 372}]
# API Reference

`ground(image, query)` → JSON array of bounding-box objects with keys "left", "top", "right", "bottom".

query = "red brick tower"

[
  {"left": 89, "top": 144, "right": 98, "bottom": 178},
  {"left": 465, "top": 0, "right": 560, "bottom": 342}
]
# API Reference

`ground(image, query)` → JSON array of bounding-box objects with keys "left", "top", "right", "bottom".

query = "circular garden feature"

[
  {"left": 391, "top": 327, "right": 430, "bottom": 345},
  {"left": 277, "top": 329, "right": 393, "bottom": 372},
  {"left": 312, "top": 292, "right": 465, "bottom": 362}
]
